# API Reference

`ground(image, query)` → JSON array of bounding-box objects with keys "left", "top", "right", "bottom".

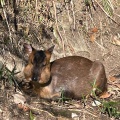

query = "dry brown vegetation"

[{"left": 0, "top": 0, "right": 120, "bottom": 120}]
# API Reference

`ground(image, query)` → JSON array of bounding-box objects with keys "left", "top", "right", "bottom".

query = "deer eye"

[{"left": 39, "top": 62, "right": 46, "bottom": 71}]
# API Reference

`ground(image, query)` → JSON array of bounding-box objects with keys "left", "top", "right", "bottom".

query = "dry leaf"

[
  {"left": 74, "top": 103, "right": 81, "bottom": 108},
  {"left": 90, "top": 33, "right": 96, "bottom": 42},
  {"left": 109, "top": 76, "right": 117, "bottom": 82},
  {"left": 23, "top": 105, "right": 30, "bottom": 112},
  {"left": 13, "top": 94, "right": 26, "bottom": 104},
  {"left": 91, "top": 27, "right": 98, "bottom": 33},
  {"left": 114, "top": 83, "right": 120, "bottom": 89},
  {"left": 100, "top": 92, "right": 111, "bottom": 99}
]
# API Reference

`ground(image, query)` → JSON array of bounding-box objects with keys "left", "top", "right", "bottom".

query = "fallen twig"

[
  {"left": 2, "top": 5, "right": 13, "bottom": 43},
  {"left": 29, "top": 105, "right": 56, "bottom": 118},
  {"left": 53, "top": 1, "right": 65, "bottom": 56},
  {"left": 94, "top": 0, "right": 120, "bottom": 26},
  {"left": 71, "top": 0, "right": 76, "bottom": 30}
]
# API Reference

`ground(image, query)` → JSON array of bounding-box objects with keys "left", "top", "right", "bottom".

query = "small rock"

[
  {"left": 71, "top": 113, "right": 79, "bottom": 120},
  {"left": 92, "top": 100, "right": 101, "bottom": 106}
]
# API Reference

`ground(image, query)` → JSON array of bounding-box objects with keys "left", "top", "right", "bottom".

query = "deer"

[{"left": 23, "top": 43, "right": 107, "bottom": 100}]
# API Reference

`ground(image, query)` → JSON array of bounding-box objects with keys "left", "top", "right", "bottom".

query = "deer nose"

[
  {"left": 32, "top": 76, "right": 39, "bottom": 81},
  {"left": 33, "top": 77, "right": 37, "bottom": 81}
]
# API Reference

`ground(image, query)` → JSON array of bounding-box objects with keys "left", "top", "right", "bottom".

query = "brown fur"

[
  {"left": 23, "top": 43, "right": 107, "bottom": 99},
  {"left": 24, "top": 63, "right": 33, "bottom": 81}
]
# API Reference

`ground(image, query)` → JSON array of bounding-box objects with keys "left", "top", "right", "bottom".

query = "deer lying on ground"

[{"left": 23, "top": 43, "right": 107, "bottom": 99}]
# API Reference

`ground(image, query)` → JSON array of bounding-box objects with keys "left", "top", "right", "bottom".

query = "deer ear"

[
  {"left": 47, "top": 45, "right": 55, "bottom": 54},
  {"left": 45, "top": 45, "right": 55, "bottom": 64},
  {"left": 23, "top": 43, "right": 35, "bottom": 55}
]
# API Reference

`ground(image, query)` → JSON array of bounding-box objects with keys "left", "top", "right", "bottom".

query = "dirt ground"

[{"left": 0, "top": 0, "right": 120, "bottom": 120}]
